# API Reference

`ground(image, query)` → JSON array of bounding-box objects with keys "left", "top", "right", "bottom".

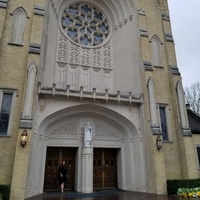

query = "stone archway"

[{"left": 26, "top": 104, "right": 147, "bottom": 198}]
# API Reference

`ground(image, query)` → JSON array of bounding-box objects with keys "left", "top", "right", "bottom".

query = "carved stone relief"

[
  {"left": 55, "top": 25, "right": 113, "bottom": 92},
  {"left": 103, "top": 45, "right": 112, "bottom": 68},
  {"left": 68, "top": 64, "right": 78, "bottom": 89},
  {"left": 57, "top": 36, "right": 68, "bottom": 63},
  {"left": 103, "top": 69, "right": 112, "bottom": 90},
  {"left": 50, "top": 120, "right": 79, "bottom": 136},
  {"left": 93, "top": 48, "right": 101, "bottom": 67},
  {"left": 55, "top": 63, "right": 65, "bottom": 88},
  {"left": 70, "top": 43, "right": 79, "bottom": 64},
  {"left": 81, "top": 48, "right": 90, "bottom": 66},
  {"left": 92, "top": 68, "right": 100, "bottom": 91},
  {"left": 80, "top": 67, "right": 89, "bottom": 90},
  {"left": 95, "top": 122, "right": 121, "bottom": 138}
]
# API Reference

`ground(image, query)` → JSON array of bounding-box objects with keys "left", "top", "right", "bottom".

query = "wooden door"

[
  {"left": 104, "top": 149, "right": 117, "bottom": 187},
  {"left": 93, "top": 149, "right": 103, "bottom": 188},
  {"left": 44, "top": 147, "right": 76, "bottom": 191},
  {"left": 62, "top": 148, "right": 76, "bottom": 190},
  {"left": 93, "top": 148, "right": 117, "bottom": 189},
  {"left": 44, "top": 148, "right": 59, "bottom": 190}
]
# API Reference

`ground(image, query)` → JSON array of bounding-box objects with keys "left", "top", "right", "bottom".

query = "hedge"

[
  {"left": 167, "top": 179, "right": 200, "bottom": 195},
  {"left": 0, "top": 185, "right": 10, "bottom": 200}
]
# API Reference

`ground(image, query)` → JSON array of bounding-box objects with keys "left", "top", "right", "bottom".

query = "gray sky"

[{"left": 168, "top": 0, "right": 200, "bottom": 88}]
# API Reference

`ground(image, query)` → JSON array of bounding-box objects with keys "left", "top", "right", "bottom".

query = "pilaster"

[{"left": 81, "top": 147, "right": 93, "bottom": 193}]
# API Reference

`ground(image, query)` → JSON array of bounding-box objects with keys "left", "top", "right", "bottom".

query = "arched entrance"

[{"left": 26, "top": 104, "right": 147, "bottom": 198}]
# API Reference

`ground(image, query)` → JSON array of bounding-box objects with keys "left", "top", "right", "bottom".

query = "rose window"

[{"left": 61, "top": 3, "right": 110, "bottom": 47}]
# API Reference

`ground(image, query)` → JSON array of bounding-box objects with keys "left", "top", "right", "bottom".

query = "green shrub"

[
  {"left": 167, "top": 179, "right": 200, "bottom": 195},
  {"left": 0, "top": 185, "right": 10, "bottom": 200}
]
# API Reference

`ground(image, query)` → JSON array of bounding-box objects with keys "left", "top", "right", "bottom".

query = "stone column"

[{"left": 81, "top": 147, "right": 93, "bottom": 193}]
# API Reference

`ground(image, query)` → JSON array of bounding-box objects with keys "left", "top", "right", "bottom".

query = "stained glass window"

[
  {"left": 80, "top": 35, "right": 91, "bottom": 46},
  {"left": 0, "top": 93, "right": 13, "bottom": 135},
  {"left": 197, "top": 147, "right": 200, "bottom": 168},
  {"left": 159, "top": 107, "right": 169, "bottom": 141},
  {"left": 61, "top": 3, "right": 110, "bottom": 46}
]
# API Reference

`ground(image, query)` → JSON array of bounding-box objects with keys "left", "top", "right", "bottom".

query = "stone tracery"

[{"left": 60, "top": 2, "right": 110, "bottom": 47}]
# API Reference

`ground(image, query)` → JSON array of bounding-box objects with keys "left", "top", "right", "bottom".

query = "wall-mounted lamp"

[
  {"left": 156, "top": 136, "right": 162, "bottom": 150},
  {"left": 20, "top": 129, "right": 28, "bottom": 147}
]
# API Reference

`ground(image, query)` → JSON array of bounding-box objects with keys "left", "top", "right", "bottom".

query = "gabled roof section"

[{"left": 187, "top": 106, "right": 200, "bottom": 134}]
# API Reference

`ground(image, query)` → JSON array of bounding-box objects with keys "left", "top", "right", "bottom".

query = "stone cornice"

[{"left": 37, "top": 83, "right": 143, "bottom": 104}]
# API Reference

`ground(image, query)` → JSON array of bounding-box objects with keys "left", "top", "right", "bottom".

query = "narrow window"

[
  {"left": 11, "top": 7, "right": 27, "bottom": 45},
  {"left": 196, "top": 146, "right": 200, "bottom": 168},
  {"left": 159, "top": 106, "right": 168, "bottom": 141},
  {"left": 151, "top": 35, "right": 162, "bottom": 67},
  {"left": 0, "top": 93, "right": 13, "bottom": 135}
]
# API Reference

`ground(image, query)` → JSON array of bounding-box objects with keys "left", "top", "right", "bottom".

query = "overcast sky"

[{"left": 167, "top": 0, "right": 200, "bottom": 88}]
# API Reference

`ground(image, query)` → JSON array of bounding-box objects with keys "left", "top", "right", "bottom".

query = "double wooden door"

[
  {"left": 93, "top": 148, "right": 117, "bottom": 189},
  {"left": 44, "top": 147, "right": 76, "bottom": 191}
]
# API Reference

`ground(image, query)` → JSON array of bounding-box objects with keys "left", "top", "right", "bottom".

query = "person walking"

[{"left": 58, "top": 160, "right": 67, "bottom": 193}]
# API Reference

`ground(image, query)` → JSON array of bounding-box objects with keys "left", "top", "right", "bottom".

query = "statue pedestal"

[{"left": 81, "top": 147, "right": 93, "bottom": 193}]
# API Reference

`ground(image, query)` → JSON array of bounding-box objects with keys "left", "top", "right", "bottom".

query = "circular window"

[{"left": 61, "top": 3, "right": 110, "bottom": 47}]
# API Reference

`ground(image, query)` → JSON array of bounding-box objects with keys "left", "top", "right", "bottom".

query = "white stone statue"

[{"left": 84, "top": 122, "right": 92, "bottom": 147}]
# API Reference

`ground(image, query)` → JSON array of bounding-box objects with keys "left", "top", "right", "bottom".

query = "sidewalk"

[{"left": 26, "top": 190, "right": 181, "bottom": 200}]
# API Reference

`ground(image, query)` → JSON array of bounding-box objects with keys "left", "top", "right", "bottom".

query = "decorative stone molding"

[
  {"left": 94, "top": 140, "right": 122, "bottom": 147},
  {"left": 119, "top": 22, "right": 123, "bottom": 28},
  {"left": 165, "top": 33, "right": 174, "bottom": 42},
  {"left": 140, "top": 30, "right": 148, "bottom": 37},
  {"left": 95, "top": 122, "right": 121, "bottom": 138},
  {"left": 10, "top": 7, "right": 28, "bottom": 45},
  {"left": 143, "top": 61, "right": 153, "bottom": 71},
  {"left": 103, "top": 45, "right": 112, "bottom": 68},
  {"left": 50, "top": 120, "right": 79, "bottom": 136},
  {"left": 151, "top": 35, "right": 162, "bottom": 67},
  {"left": 50, "top": 0, "right": 58, "bottom": 17},
  {"left": 151, "top": 126, "right": 161, "bottom": 135},
  {"left": 93, "top": 49, "right": 101, "bottom": 67},
  {"left": 129, "top": 15, "right": 133, "bottom": 21},
  {"left": 81, "top": 48, "right": 90, "bottom": 66},
  {"left": 162, "top": 13, "right": 170, "bottom": 21},
  {"left": 124, "top": 18, "right": 128, "bottom": 25},
  {"left": 34, "top": 5, "right": 45, "bottom": 16},
  {"left": 147, "top": 78, "right": 161, "bottom": 134},
  {"left": 57, "top": 36, "right": 68, "bottom": 62},
  {"left": 0, "top": 0, "right": 8, "bottom": 8},
  {"left": 182, "top": 128, "right": 192, "bottom": 136},
  {"left": 22, "top": 61, "right": 37, "bottom": 119},
  {"left": 69, "top": 43, "right": 79, "bottom": 64},
  {"left": 29, "top": 43, "right": 41, "bottom": 54},
  {"left": 38, "top": 84, "right": 142, "bottom": 104},
  {"left": 170, "top": 65, "right": 181, "bottom": 75},
  {"left": 137, "top": 8, "right": 146, "bottom": 16},
  {"left": 47, "top": 138, "right": 79, "bottom": 145},
  {"left": 55, "top": 33, "right": 113, "bottom": 91},
  {"left": 176, "top": 82, "right": 192, "bottom": 136},
  {"left": 19, "top": 119, "right": 33, "bottom": 129}
]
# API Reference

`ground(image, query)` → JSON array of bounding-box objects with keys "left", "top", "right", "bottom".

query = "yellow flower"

[{"left": 183, "top": 193, "right": 188, "bottom": 198}]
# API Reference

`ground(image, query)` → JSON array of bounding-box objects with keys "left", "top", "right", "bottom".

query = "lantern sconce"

[
  {"left": 20, "top": 129, "right": 28, "bottom": 147},
  {"left": 156, "top": 135, "right": 162, "bottom": 150}
]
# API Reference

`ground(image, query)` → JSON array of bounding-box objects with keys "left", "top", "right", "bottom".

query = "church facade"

[{"left": 0, "top": 0, "right": 199, "bottom": 200}]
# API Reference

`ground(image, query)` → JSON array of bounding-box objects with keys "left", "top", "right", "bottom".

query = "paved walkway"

[{"left": 26, "top": 190, "right": 181, "bottom": 200}]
